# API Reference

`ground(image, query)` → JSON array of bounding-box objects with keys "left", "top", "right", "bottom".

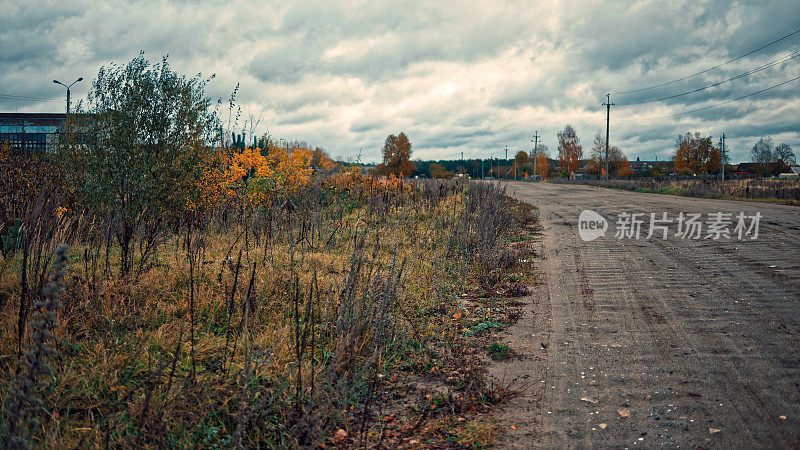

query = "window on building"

[{"left": 0, "top": 133, "right": 49, "bottom": 152}]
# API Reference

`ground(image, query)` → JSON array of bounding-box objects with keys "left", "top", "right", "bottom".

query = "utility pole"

[
  {"left": 504, "top": 145, "right": 509, "bottom": 179},
  {"left": 481, "top": 158, "right": 484, "bottom": 179},
  {"left": 53, "top": 77, "right": 83, "bottom": 117},
  {"left": 531, "top": 131, "right": 539, "bottom": 180},
  {"left": 603, "top": 94, "right": 614, "bottom": 179},
  {"left": 720, "top": 132, "right": 727, "bottom": 181},
  {"left": 461, "top": 151, "right": 464, "bottom": 177},
  {"left": 514, "top": 151, "right": 517, "bottom": 180}
]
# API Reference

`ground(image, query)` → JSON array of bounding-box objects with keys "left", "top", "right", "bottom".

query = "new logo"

[{"left": 578, "top": 210, "right": 608, "bottom": 241}]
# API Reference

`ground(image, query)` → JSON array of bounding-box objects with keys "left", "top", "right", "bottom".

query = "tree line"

[
  {"left": 399, "top": 124, "right": 635, "bottom": 179},
  {"left": 393, "top": 128, "right": 797, "bottom": 180}
]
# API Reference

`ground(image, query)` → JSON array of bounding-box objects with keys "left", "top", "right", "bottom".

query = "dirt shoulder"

[{"left": 486, "top": 224, "right": 551, "bottom": 448}]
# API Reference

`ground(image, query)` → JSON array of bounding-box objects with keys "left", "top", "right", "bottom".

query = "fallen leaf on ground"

[
  {"left": 618, "top": 408, "right": 631, "bottom": 418},
  {"left": 779, "top": 415, "right": 787, "bottom": 420},
  {"left": 511, "top": 425, "right": 517, "bottom": 430},
  {"left": 334, "top": 429, "right": 347, "bottom": 441},
  {"left": 581, "top": 397, "right": 597, "bottom": 404},
  {"left": 598, "top": 423, "right": 607, "bottom": 429},
  {"left": 709, "top": 428, "right": 721, "bottom": 434}
]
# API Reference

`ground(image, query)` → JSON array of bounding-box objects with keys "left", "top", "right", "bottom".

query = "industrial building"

[{"left": 0, "top": 113, "right": 67, "bottom": 153}]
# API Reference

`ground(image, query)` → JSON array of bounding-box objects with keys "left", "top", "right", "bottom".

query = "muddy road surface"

[{"left": 494, "top": 182, "right": 800, "bottom": 448}]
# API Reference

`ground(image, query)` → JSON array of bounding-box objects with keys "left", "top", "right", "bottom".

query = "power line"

[
  {"left": 567, "top": 104, "right": 605, "bottom": 139},
  {"left": 0, "top": 92, "right": 61, "bottom": 102},
  {"left": 615, "top": 26, "right": 800, "bottom": 94},
  {"left": 618, "top": 48, "right": 800, "bottom": 105},
  {"left": 618, "top": 73, "right": 800, "bottom": 122},
  {"left": 561, "top": 103, "right": 603, "bottom": 131}
]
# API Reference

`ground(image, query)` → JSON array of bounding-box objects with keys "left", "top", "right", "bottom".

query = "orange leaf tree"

[{"left": 557, "top": 125, "right": 582, "bottom": 175}]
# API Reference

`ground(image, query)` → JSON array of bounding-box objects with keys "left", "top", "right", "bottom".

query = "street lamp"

[{"left": 53, "top": 77, "right": 83, "bottom": 116}]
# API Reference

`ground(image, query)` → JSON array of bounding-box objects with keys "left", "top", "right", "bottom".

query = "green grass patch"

[
  {"left": 488, "top": 342, "right": 511, "bottom": 360},
  {"left": 465, "top": 320, "right": 502, "bottom": 337}
]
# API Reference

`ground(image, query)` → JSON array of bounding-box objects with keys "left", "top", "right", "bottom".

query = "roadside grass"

[{"left": 0, "top": 178, "right": 538, "bottom": 448}]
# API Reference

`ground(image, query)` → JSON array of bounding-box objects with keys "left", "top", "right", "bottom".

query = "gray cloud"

[{"left": 2, "top": 0, "right": 799, "bottom": 163}]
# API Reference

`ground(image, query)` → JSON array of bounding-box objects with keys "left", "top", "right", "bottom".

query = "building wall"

[{"left": 0, "top": 113, "right": 66, "bottom": 153}]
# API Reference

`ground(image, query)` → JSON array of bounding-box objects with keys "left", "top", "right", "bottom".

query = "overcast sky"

[{"left": 2, "top": 0, "right": 799, "bottom": 163}]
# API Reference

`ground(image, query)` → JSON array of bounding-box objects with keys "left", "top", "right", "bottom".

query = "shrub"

[{"left": 488, "top": 342, "right": 511, "bottom": 360}]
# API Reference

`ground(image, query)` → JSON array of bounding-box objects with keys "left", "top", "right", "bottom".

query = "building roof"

[
  {"left": 0, "top": 113, "right": 67, "bottom": 132},
  {"left": 735, "top": 163, "right": 761, "bottom": 173},
  {"left": 0, "top": 112, "right": 67, "bottom": 121},
  {"left": 629, "top": 160, "right": 673, "bottom": 171}
]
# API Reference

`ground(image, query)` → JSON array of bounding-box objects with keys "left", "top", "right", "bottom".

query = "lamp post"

[{"left": 53, "top": 77, "right": 83, "bottom": 116}]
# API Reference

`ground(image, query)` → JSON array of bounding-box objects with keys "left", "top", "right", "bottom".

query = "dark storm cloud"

[{"left": 2, "top": 0, "right": 799, "bottom": 162}]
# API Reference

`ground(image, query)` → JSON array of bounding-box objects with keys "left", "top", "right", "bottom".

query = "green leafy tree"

[{"left": 63, "top": 52, "right": 219, "bottom": 275}]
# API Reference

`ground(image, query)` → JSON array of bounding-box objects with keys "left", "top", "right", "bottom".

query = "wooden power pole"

[
  {"left": 603, "top": 94, "right": 614, "bottom": 179},
  {"left": 720, "top": 132, "right": 727, "bottom": 181},
  {"left": 504, "top": 145, "right": 509, "bottom": 179},
  {"left": 531, "top": 131, "right": 539, "bottom": 180}
]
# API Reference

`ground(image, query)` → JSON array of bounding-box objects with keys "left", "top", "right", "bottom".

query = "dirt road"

[{"left": 493, "top": 182, "right": 800, "bottom": 448}]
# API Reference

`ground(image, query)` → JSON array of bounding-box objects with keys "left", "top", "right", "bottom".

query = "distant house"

[
  {"left": 779, "top": 165, "right": 800, "bottom": 180},
  {"left": 628, "top": 160, "right": 673, "bottom": 176},
  {"left": 628, "top": 160, "right": 652, "bottom": 172},
  {"left": 730, "top": 163, "right": 760, "bottom": 179},
  {"left": 0, "top": 113, "right": 67, "bottom": 153}
]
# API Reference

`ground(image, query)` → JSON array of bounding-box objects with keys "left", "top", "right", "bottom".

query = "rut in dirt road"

[{"left": 495, "top": 182, "right": 800, "bottom": 448}]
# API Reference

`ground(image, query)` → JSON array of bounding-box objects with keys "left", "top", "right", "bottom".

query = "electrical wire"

[
  {"left": 617, "top": 74, "right": 800, "bottom": 121},
  {"left": 0, "top": 92, "right": 61, "bottom": 102},
  {"left": 615, "top": 26, "right": 800, "bottom": 94},
  {"left": 566, "top": 104, "right": 605, "bottom": 139},
  {"left": 618, "top": 48, "right": 800, "bottom": 105}
]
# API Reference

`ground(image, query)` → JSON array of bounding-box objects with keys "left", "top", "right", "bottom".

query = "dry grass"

[
  {"left": 0, "top": 177, "right": 531, "bottom": 448},
  {"left": 556, "top": 178, "right": 800, "bottom": 205}
]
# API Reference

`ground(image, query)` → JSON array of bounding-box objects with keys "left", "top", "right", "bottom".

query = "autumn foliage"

[
  {"left": 377, "top": 132, "right": 415, "bottom": 177},
  {"left": 429, "top": 163, "right": 454, "bottom": 179},
  {"left": 558, "top": 125, "right": 583, "bottom": 175},
  {"left": 535, "top": 153, "right": 549, "bottom": 178},
  {"left": 672, "top": 132, "right": 720, "bottom": 175},
  {"left": 187, "top": 143, "right": 327, "bottom": 214}
]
